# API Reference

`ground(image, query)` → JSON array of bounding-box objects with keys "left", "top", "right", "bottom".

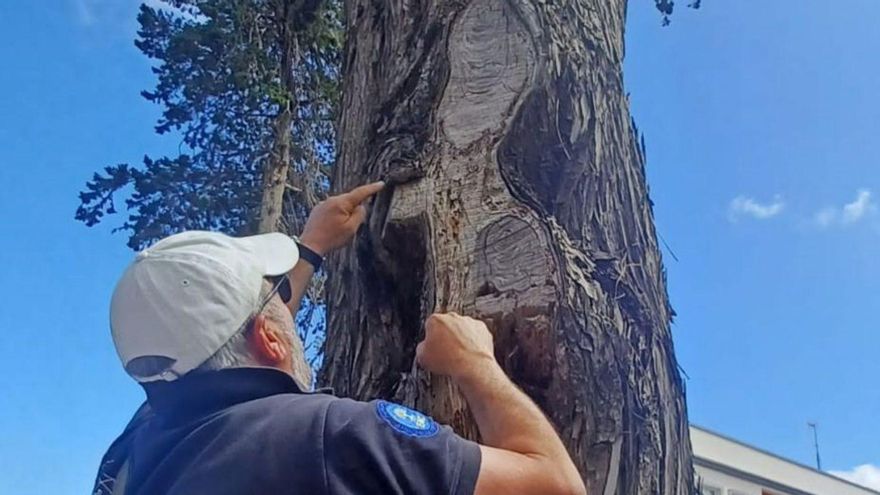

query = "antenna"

[{"left": 807, "top": 422, "right": 822, "bottom": 470}]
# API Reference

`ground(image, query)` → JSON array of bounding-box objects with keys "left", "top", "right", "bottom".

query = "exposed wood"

[{"left": 323, "top": 0, "right": 693, "bottom": 492}]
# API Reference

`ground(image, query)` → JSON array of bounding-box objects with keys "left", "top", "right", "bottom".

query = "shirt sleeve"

[{"left": 321, "top": 398, "right": 481, "bottom": 495}]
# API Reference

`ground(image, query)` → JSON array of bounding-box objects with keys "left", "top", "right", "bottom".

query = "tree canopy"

[{"left": 76, "top": 0, "right": 341, "bottom": 251}]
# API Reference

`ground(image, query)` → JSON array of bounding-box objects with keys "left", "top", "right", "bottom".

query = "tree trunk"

[
  {"left": 258, "top": 4, "right": 300, "bottom": 234},
  {"left": 322, "top": 0, "right": 693, "bottom": 493}
]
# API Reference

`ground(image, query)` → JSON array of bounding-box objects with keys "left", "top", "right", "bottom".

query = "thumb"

[{"left": 348, "top": 204, "right": 368, "bottom": 228}]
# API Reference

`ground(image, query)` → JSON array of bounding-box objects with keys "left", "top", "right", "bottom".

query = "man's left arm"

[
  {"left": 285, "top": 181, "right": 385, "bottom": 316},
  {"left": 285, "top": 258, "right": 316, "bottom": 318}
]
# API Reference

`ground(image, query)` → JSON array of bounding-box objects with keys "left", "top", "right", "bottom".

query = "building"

[{"left": 692, "top": 425, "right": 878, "bottom": 495}]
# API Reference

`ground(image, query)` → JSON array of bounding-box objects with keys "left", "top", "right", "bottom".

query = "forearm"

[
  {"left": 285, "top": 258, "right": 315, "bottom": 317},
  {"left": 457, "top": 359, "right": 583, "bottom": 488}
]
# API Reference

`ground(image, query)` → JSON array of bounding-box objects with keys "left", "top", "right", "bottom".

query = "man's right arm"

[{"left": 416, "top": 313, "right": 587, "bottom": 495}]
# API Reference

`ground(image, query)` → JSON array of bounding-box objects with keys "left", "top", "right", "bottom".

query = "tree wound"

[
  {"left": 439, "top": 0, "right": 535, "bottom": 147},
  {"left": 473, "top": 216, "right": 555, "bottom": 391}
]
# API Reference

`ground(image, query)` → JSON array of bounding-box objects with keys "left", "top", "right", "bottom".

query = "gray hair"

[{"left": 197, "top": 280, "right": 312, "bottom": 388}]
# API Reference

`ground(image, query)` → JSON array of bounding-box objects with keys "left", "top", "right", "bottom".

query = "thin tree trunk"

[
  {"left": 258, "top": 4, "right": 299, "bottom": 234},
  {"left": 323, "top": 0, "right": 693, "bottom": 493},
  {"left": 258, "top": 3, "right": 318, "bottom": 389}
]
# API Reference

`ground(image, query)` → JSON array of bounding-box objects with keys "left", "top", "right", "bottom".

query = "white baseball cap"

[{"left": 109, "top": 230, "right": 299, "bottom": 383}]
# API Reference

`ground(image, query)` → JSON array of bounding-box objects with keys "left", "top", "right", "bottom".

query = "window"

[{"left": 696, "top": 475, "right": 723, "bottom": 495}]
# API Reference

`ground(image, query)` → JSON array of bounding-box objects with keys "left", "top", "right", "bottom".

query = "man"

[{"left": 94, "top": 182, "right": 585, "bottom": 495}]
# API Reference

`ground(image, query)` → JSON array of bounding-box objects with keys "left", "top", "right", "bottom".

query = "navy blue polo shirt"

[{"left": 93, "top": 368, "right": 481, "bottom": 494}]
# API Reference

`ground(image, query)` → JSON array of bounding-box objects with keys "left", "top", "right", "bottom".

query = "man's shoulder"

[
  {"left": 225, "top": 390, "right": 363, "bottom": 429},
  {"left": 240, "top": 394, "right": 393, "bottom": 435},
  {"left": 236, "top": 389, "right": 340, "bottom": 415}
]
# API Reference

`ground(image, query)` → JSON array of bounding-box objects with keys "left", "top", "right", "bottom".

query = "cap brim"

[{"left": 238, "top": 232, "right": 299, "bottom": 276}]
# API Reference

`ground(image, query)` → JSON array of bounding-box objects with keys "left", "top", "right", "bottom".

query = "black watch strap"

[{"left": 296, "top": 242, "right": 323, "bottom": 270}]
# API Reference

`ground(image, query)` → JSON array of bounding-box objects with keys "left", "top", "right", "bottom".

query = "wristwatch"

[{"left": 296, "top": 241, "right": 323, "bottom": 270}]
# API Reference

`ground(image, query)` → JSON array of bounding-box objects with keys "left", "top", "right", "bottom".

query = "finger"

[
  {"left": 415, "top": 341, "right": 426, "bottom": 363},
  {"left": 431, "top": 313, "right": 452, "bottom": 326},
  {"left": 425, "top": 314, "right": 443, "bottom": 332},
  {"left": 342, "top": 181, "right": 385, "bottom": 206}
]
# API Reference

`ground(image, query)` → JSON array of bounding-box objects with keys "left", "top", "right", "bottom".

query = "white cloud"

[
  {"left": 814, "top": 189, "right": 877, "bottom": 228},
  {"left": 843, "top": 189, "right": 874, "bottom": 223},
  {"left": 729, "top": 195, "right": 785, "bottom": 221},
  {"left": 831, "top": 464, "right": 880, "bottom": 491}
]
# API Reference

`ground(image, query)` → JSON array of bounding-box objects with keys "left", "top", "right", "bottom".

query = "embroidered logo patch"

[{"left": 376, "top": 400, "right": 440, "bottom": 438}]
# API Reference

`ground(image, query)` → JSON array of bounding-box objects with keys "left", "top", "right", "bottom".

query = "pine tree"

[
  {"left": 77, "top": 0, "right": 341, "bottom": 250},
  {"left": 76, "top": 0, "right": 343, "bottom": 368}
]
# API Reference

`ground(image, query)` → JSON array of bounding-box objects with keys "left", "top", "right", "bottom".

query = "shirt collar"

[{"left": 143, "top": 367, "right": 308, "bottom": 420}]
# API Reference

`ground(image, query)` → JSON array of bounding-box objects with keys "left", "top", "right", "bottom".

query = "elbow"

[
  {"left": 555, "top": 462, "right": 587, "bottom": 495},
  {"left": 561, "top": 479, "right": 587, "bottom": 495},
  {"left": 559, "top": 466, "right": 587, "bottom": 495},
  {"left": 477, "top": 447, "right": 587, "bottom": 495},
  {"left": 545, "top": 482, "right": 586, "bottom": 495},
  {"left": 544, "top": 472, "right": 586, "bottom": 495},
  {"left": 527, "top": 454, "right": 586, "bottom": 495}
]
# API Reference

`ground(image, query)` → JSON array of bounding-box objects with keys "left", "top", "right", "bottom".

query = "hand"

[
  {"left": 299, "top": 181, "right": 385, "bottom": 255},
  {"left": 416, "top": 313, "right": 497, "bottom": 382}
]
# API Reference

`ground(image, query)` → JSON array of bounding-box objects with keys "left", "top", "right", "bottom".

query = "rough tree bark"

[{"left": 322, "top": 0, "right": 693, "bottom": 493}]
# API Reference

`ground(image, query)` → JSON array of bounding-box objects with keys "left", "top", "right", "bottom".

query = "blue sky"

[{"left": 0, "top": 0, "right": 877, "bottom": 493}]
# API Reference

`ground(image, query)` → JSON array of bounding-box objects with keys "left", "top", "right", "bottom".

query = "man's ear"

[{"left": 249, "top": 314, "right": 288, "bottom": 365}]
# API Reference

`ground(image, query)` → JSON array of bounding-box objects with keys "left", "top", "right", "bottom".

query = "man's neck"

[{"left": 143, "top": 367, "right": 304, "bottom": 423}]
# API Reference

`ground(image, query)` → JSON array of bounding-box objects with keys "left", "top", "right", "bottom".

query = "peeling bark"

[{"left": 323, "top": 0, "right": 693, "bottom": 493}]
